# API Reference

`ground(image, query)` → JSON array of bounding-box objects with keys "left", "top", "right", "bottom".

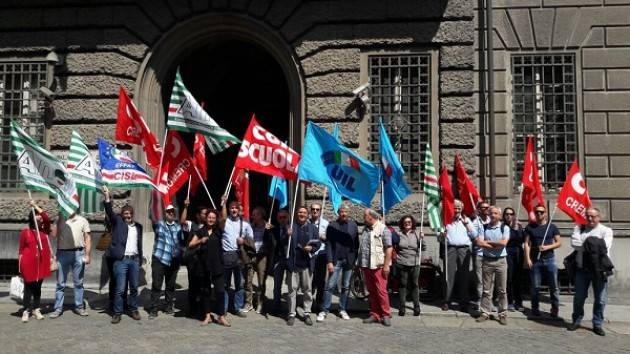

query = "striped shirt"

[{"left": 152, "top": 221, "right": 184, "bottom": 266}]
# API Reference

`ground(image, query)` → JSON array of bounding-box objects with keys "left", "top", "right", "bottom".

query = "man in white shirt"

[
  {"left": 49, "top": 212, "right": 91, "bottom": 318},
  {"left": 568, "top": 207, "right": 613, "bottom": 336},
  {"left": 308, "top": 203, "right": 329, "bottom": 313}
]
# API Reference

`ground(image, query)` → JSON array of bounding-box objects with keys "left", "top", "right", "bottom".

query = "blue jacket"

[
  {"left": 325, "top": 219, "right": 359, "bottom": 267},
  {"left": 287, "top": 222, "right": 320, "bottom": 272},
  {"left": 104, "top": 201, "right": 143, "bottom": 262}
]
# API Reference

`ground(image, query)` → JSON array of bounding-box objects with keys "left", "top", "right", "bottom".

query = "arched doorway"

[{"left": 133, "top": 14, "right": 304, "bottom": 226}]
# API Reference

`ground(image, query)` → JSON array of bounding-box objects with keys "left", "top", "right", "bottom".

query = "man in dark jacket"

[
  {"left": 103, "top": 186, "right": 143, "bottom": 324},
  {"left": 285, "top": 206, "right": 320, "bottom": 326},
  {"left": 317, "top": 204, "right": 358, "bottom": 322},
  {"left": 568, "top": 207, "right": 613, "bottom": 336},
  {"left": 270, "top": 209, "right": 290, "bottom": 315}
]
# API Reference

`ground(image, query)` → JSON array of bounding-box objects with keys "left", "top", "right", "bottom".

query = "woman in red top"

[{"left": 18, "top": 201, "right": 53, "bottom": 322}]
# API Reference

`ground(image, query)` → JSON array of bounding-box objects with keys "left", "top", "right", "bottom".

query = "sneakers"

[
  {"left": 476, "top": 314, "right": 489, "bottom": 323},
  {"left": 593, "top": 326, "right": 606, "bottom": 336},
  {"left": 304, "top": 314, "right": 313, "bottom": 326},
  {"left": 499, "top": 316, "right": 508, "bottom": 325},
  {"left": 286, "top": 316, "right": 295, "bottom": 326},
  {"left": 74, "top": 308, "right": 89, "bottom": 317},
  {"left": 381, "top": 316, "right": 392, "bottom": 327},
  {"left": 316, "top": 312, "right": 327, "bottom": 322},
  {"left": 235, "top": 310, "right": 247, "bottom": 318},
  {"left": 339, "top": 311, "right": 351, "bottom": 320},
  {"left": 241, "top": 304, "right": 254, "bottom": 313},
  {"left": 363, "top": 316, "right": 379, "bottom": 324},
  {"left": 21, "top": 310, "right": 29, "bottom": 323},
  {"left": 48, "top": 311, "right": 62, "bottom": 319},
  {"left": 33, "top": 308, "right": 44, "bottom": 320},
  {"left": 111, "top": 314, "right": 122, "bottom": 324}
]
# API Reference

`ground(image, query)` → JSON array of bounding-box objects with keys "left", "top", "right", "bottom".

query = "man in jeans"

[
  {"left": 475, "top": 206, "right": 510, "bottom": 325},
  {"left": 524, "top": 204, "right": 562, "bottom": 317},
  {"left": 317, "top": 204, "right": 358, "bottom": 322},
  {"left": 308, "top": 203, "right": 329, "bottom": 313},
  {"left": 470, "top": 200, "right": 491, "bottom": 313},
  {"left": 103, "top": 186, "right": 143, "bottom": 324},
  {"left": 359, "top": 209, "right": 393, "bottom": 326},
  {"left": 219, "top": 200, "right": 253, "bottom": 317},
  {"left": 50, "top": 211, "right": 92, "bottom": 318},
  {"left": 149, "top": 204, "right": 184, "bottom": 319},
  {"left": 568, "top": 207, "right": 613, "bottom": 336}
]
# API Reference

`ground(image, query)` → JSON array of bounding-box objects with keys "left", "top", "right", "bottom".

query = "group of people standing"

[
  {"left": 16, "top": 190, "right": 613, "bottom": 335},
  {"left": 441, "top": 199, "right": 613, "bottom": 335}
]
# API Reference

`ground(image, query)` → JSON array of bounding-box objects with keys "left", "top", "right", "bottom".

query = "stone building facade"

[{"left": 0, "top": 0, "right": 628, "bottom": 286}]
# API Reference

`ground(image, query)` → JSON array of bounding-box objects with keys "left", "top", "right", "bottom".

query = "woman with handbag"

[
  {"left": 394, "top": 215, "right": 425, "bottom": 317},
  {"left": 189, "top": 209, "right": 230, "bottom": 327},
  {"left": 18, "top": 201, "right": 54, "bottom": 323}
]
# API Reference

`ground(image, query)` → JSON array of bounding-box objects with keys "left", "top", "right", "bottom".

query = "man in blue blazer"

[{"left": 103, "top": 186, "right": 143, "bottom": 324}]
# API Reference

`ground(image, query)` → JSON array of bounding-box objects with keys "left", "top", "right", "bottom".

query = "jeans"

[
  {"left": 322, "top": 259, "right": 353, "bottom": 313},
  {"left": 481, "top": 257, "right": 508, "bottom": 316},
  {"left": 224, "top": 265, "right": 245, "bottom": 313},
  {"left": 150, "top": 257, "right": 180, "bottom": 313},
  {"left": 572, "top": 269, "right": 608, "bottom": 327},
  {"left": 54, "top": 249, "right": 85, "bottom": 312},
  {"left": 396, "top": 263, "right": 421, "bottom": 312},
  {"left": 506, "top": 246, "right": 524, "bottom": 306},
  {"left": 272, "top": 261, "right": 287, "bottom": 311},
  {"left": 107, "top": 256, "right": 127, "bottom": 312},
  {"left": 113, "top": 257, "right": 140, "bottom": 315},
  {"left": 287, "top": 267, "right": 313, "bottom": 317},
  {"left": 530, "top": 256, "right": 560, "bottom": 311}
]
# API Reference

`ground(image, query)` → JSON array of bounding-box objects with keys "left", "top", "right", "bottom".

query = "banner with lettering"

[{"left": 557, "top": 160, "right": 591, "bottom": 225}]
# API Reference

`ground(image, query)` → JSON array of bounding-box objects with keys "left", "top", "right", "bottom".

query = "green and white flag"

[
  {"left": 67, "top": 131, "right": 103, "bottom": 214},
  {"left": 10, "top": 120, "right": 79, "bottom": 217},
  {"left": 167, "top": 67, "right": 240, "bottom": 154},
  {"left": 422, "top": 144, "right": 442, "bottom": 232}
]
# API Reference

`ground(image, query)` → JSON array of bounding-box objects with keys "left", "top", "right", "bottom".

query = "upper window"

[
  {"left": 0, "top": 61, "right": 49, "bottom": 190},
  {"left": 511, "top": 54, "right": 577, "bottom": 192},
  {"left": 368, "top": 54, "right": 431, "bottom": 191}
]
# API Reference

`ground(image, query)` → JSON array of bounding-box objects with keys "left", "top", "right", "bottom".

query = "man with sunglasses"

[
  {"left": 149, "top": 204, "right": 185, "bottom": 319},
  {"left": 568, "top": 208, "right": 613, "bottom": 336},
  {"left": 524, "top": 204, "right": 562, "bottom": 317},
  {"left": 470, "top": 201, "right": 491, "bottom": 314},
  {"left": 308, "top": 203, "right": 329, "bottom": 314}
]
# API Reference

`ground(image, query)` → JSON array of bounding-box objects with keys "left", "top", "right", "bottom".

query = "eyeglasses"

[
  {"left": 587, "top": 214, "right": 599, "bottom": 218},
  {"left": 480, "top": 206, "right": 489, "bottom": 209},
  {"left": 534, "top": 210, "right": 546, "bottom": 215}
]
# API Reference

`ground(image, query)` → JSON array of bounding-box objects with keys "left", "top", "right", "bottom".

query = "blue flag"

[
  {"left": 329, "top": 124, "right": 343, "bottom": 215},
  {"left": 268, "top": 175, "right": 288, "bottom": 209},
  {"left": 98, "top": 138, "right": 155, "bottom": 189},
  {"left": 379, "top": 119, "right": 411, "bottom": 213},
  {"left": 299, "top": 122, "right": 379, "bottom": 207}
]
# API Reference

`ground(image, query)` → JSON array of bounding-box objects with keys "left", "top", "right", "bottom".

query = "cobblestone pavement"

[{"left": 1, "top": 300, "right": 629, "bottom": 354}]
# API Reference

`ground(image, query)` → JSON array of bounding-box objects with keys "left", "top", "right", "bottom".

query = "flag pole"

[
  {"left": 515, "top": 183, "right": 524, "bottom": 224},
  {"left": 27, "top": 190, "right": 43, "bottom": 251},
  {"left": 287, "top": 178, "right": 300, "bottom": 259},
  {"left": 156, "top": 130, "right": 169, "bottom": 188},
  {"left": 223, "top": 166, "right": 236, "bottom": 205},
  {"left": 318, "top": 187, "right": 327, "bottom": 230},
  {"left": 268, "top": 188, "right": 276, "bottom": 225},
  {"left": 186, "top": 175, "right": 192, "bottom": 202},
  {"left": 381, "top": 179, "right": 386, "bottom": 219},
  {"left": 419, "top": 192, "right": 426, "bottom": 232},
  {"left": 193, "top": 165, "right": 216, "bottom": 209},
  {"left": 536, "top": 204, "right": 557, "bottom": 261}
]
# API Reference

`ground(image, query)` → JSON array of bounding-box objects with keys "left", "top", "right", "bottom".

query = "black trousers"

[
  {"left": 506, "top": 246, "right": 524, "bottom": 306},
  {"left": 23, "top": 280, "right": 43, "bottom": 310},
  {"left": 107, "top": 257, "right": 127, "bottom": 312},
  {"left": 187, "top": 264, "right": 201, "bottom": 316},
  {"left": 201, "top": 273, "right": 226, "bottom": 316},
  {"left": 312, "top": 253, "right": 327, "bottom": 310},
  {"left": 150, "top": 257, "right": 180, "bottom": 312}
]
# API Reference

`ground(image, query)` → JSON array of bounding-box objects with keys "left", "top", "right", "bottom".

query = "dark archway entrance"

[{"left": 171, "top": 40, "right": 290, "bottom": 212}]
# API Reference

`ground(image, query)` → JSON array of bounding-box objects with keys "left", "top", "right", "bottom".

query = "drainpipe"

[
  {"left": 486, "top": 0, "right": 496, "bottom": 205},
  {"left": 478, "top": 0, "right": 487, "bottom": 199}
]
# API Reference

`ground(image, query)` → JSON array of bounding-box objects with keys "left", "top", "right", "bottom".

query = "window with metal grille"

[
  {"left": 511, "top": 54, "right": 577, "bottom": 192},
  {"left": 0, "top": 61, "right": 48, "bottom": 190},
  {"left": 368, "top": 54, "right": 431, "bottom": 191}
]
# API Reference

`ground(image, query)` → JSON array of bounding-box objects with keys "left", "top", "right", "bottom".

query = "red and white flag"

[
  {"left": 189, "top": 132, "right": 207, "bottom": 196},
  {"left": 115, "top": 87, "right": 162, "bottom": 169},
  {"left": 454, "top": 154, "right": 481, "bottom": 217},
  {"left": 521, "top": 137, "right": 545, "bottom": 222},
  {"left": 557, "top": 160, "right": 592, "bottom": 225},
  {"left": 156, "top": 131, "right": 195, "bottom": 201},
  {"left": 234, "top": 115, "right": 300, "bottom": 180},
  {"left": 231, "top": 168, "right": 250, "bottom": 220},
  {"left": 439, "top": 166, "right": 455, "bottom": 227}
]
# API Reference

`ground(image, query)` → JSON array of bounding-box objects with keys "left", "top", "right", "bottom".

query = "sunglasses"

[{"left": 311, "top": 208, "right": 321, "bottom": 211}]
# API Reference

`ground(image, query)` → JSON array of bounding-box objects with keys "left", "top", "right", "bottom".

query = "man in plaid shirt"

[{"left": 149, "top": 204, "right": 184, "bottom": 318}]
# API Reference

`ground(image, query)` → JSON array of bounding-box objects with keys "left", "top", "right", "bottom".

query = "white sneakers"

[
  {"left": 21, "top": 310, "right": 29, "bottom": 323},
  {"left": 317, "top": 311, "right": 351, "bottom": 322},
  {"left": 33, "top": 308, "right": 44, "bottom": 320}
]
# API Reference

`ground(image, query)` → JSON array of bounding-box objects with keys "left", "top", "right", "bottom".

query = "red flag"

[
  {"left": 156, "top": 131, "right": 195, "bottom": 200},
  {"left": 115, "top": 87, "right": 162, "bottom": 169},
  {"left": 521, "top": 137, "right": 545, "bottom": 222},
  {"left": 235, "top": 115, "right": 300, "bottom": 180},
  {"left": 557, "top": 160, "right": 592, "bottom": 225},
  {"left": 439, "top": 166, "right": 455, "bottom": 227},
  {"left": 231, "top": 168, "right": 250, "bottom": 220},
  {"left": 454, "top": 155, "right": 481, "bottom": 217},
  {"left": 189, "top": 133, "right": 207, "bottom": 196}
]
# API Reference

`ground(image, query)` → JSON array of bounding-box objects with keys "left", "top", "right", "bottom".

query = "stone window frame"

[
  {"left": 0, "top": 57, "right": 54, "bottom": 192},
  {"left": 359, "top": 49, "right": 439, "bottom": 192},
  {"left": 505, "top": 51, "right": 585, "bottom": 195}
]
